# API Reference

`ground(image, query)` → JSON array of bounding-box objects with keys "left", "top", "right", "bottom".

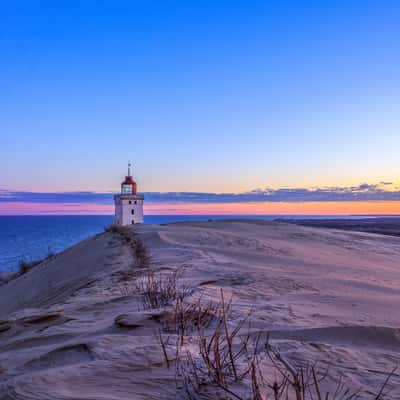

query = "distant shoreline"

[
  {"left": 280, "top": 216, "right": 400, "bottom": 237},
  {"left": 1, "top": 213, "right": 400, "bottom": 217}
]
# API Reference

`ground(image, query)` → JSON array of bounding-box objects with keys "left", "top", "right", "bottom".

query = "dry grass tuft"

[
  {"left": 135, "top": 270, "right": 192, "bottom": 309},
  {"left": 117, "top": 282, "right": 137, "bottom": 297},
  {"left": 133, "top": 239, "right": 149, "bottom": 267},
  {"left": 105, "top": 224, "right": 151, "bottom": 268},
  {"left": 104, "top": 224, "right": 130, "bottom": 235},
  {"left": 253, "top": 342, "right": 397, "bottom": 400},
  {"left": 176, "top": 289, "right": 256, "bottom": 398},
  {"left": 18, "top": 247, "right": 55, "bottom": 276},
  {"left": 166, "top": 289, "right": 397, "bottom": 400},
  {"left": 18, "top": 259, "right": 42, "bottom": 275},
  {"left": 163, "top": 294, "right": 217, "bottom": 346}
]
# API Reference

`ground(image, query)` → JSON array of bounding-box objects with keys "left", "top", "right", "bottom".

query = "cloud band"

[{"left": 1, "top": 183, "right": 399, "bottom": 205}]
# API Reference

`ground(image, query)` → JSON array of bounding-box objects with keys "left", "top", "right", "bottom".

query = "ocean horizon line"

[{"left": 1, "top": 213, "right": 400, "bottom": 218}]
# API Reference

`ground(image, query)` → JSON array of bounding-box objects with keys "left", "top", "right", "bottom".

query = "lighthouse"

[{"left": 114, "top": 164, "right": 144, "bottom": 225}]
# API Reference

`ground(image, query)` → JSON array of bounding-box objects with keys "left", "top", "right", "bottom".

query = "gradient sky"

[{"left": 1, "top": 1, "right": 400, "bottom": 214}]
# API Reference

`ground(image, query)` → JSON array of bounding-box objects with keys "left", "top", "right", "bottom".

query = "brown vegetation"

[
  {"left": 134, "top": 270, "right": 192, "bottom": 310},
  {"left": 156, "top": 289, "right": 397, "bottom": 400},
  {"left": 105, "top": 224, "right": 398, "bottom": 399},
  {"left": 165, "top": 294, "right": 217, "bottom": 345},
  {"left": 18, "top": 247, "right": 55, "bottom": 276},
  {"left": 105, "top": 224, "right": 151, "bottom": 268}
]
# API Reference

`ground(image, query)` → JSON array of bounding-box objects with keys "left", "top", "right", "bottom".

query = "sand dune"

[
  {"left": 0, "top": 220, "right": 399, "bottom": 399},
  {"left": 270, "top": 325, "right": 400, "bottom": 351}
]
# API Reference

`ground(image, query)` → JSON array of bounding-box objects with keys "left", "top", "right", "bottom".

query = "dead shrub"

[
  {"left": 105, "top": 224, "right": 130, "bottom": 234},
  {"left": 18, "top": 260, "right": 42, "bottom": 275},
  {"left": 135, "top": 270, "right": 191, "bottom": 309},
  {"left": 105, "top": 224, "right": 150, "bottom": 268},
  {"left": 133, "top": 239, "right": 150, "bottom": 267},
  {"left": 18, "top": 246, "right": 55, "bottom": 276},
  {"left": 174, "top": 289, "right": 397, "bottom": 400},
  {"left": 252, "top": 342, "right": 398, "bottom": 400},
  {"left": 117, "top": 282, "right": 137, "bottom": 297},
  {"left": 176, "top": 289, "right": 257, "bottom": 397},
  {"left": 163, "top": 294, "right": 217, "bottom": 346}
]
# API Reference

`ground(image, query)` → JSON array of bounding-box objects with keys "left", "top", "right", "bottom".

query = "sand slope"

[{"left": 0, "top": 220, "right": 399, "bottom": 399}]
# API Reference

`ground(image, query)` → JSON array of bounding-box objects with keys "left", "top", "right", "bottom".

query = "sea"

[{"left": 0, "top": 215, "right": 372, "bottom": 272}]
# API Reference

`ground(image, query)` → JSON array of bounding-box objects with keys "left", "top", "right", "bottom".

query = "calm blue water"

[{"left": 0, "top": 215, "right": 372, "bottom": 272}]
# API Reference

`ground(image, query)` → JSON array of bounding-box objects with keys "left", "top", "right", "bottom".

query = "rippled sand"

[{"left": 0, "top": 220, "right": 399, "bottom": 399}]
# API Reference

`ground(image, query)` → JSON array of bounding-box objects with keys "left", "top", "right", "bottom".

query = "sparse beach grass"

[
  {"left": 105, "top": 224, "right": 151, "bottom": 268},
  {"left": 106, "top": 225, "right": 398, "bottom": 400},
  {"left": 18, "top": 258, "right": 44, "bottom": 275},
  {"left": 17, "top": 247, "right": 55, "bottom": 276},
  {"left": 1, "top": 221, "right": 399, "bottom": 399},
  {"left": 158, "top": 288, "right": 397, "bottom": 400}
]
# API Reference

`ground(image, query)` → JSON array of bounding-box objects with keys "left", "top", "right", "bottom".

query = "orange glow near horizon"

[
  {"left": 144, "top": 201, "right": 400, "bottom": 215},
  {"left": 1, "top": 201, "right": 400, "bottom": 215}
]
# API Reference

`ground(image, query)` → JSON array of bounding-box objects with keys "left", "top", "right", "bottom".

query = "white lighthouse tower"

[{"left": 114, "top": 163, "right": 144, "bottom": 225}]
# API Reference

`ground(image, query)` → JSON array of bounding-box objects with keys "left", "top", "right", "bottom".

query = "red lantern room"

[{"left": 121, "top": 163, "right": 137, "bottom": 195}]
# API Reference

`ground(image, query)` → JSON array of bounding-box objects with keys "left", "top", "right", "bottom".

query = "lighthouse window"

[
  {"left": 122, "top": 184, "right": 132, "bottom": 194},
  {"left": 134, "top": 201, "right": 137, "bottom": 204},
  {"left": 128, "top": 201, "right": 132, "bottom": 204},
  {"left": 131, "top": 209, "right": 135, "bottom": 215}
]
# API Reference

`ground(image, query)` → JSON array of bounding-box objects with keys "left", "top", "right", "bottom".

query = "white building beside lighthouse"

[{"left": 114, "top": 164, "right": 144, "bottom": 225}]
